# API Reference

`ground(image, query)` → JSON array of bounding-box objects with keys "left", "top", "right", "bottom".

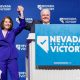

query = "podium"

[{"left": 27, "top": 27, "right": 80, "bottom": 80}]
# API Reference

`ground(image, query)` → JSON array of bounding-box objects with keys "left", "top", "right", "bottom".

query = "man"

[
  {"left": 18, "top": 6, "right": 51, "bottom": 33},
  {"left": 18, "top": 6, "right": 51, "bottom": 59},
  {"left": 18, "top": 6, "right": 51, "bottom": 72}
]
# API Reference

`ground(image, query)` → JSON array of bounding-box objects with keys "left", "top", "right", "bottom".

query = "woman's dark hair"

[{"left": 0, "top": 16, "right": 13, "bottom": 30}]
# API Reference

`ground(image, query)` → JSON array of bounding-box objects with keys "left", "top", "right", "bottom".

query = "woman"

[{"left": 0, "top": 6, "right": 25, "bottom": 80}]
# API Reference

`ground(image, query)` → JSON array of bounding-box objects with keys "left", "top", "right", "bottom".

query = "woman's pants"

[{"left": 0, "top": 58, "right": 19, "bottom": 80}]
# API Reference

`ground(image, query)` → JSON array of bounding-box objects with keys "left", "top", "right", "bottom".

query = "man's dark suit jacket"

[{"left": 25, "top": 20, "right": 43, "bottom": 33}]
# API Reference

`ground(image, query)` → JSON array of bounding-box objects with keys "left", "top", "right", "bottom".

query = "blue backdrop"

[{"left": 0, "top": 0, "right": 80, "bottom": 80}]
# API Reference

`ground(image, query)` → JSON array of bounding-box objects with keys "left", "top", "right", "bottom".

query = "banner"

[{"left": 35, "top": 24, "right": 80, "bottom": 68}]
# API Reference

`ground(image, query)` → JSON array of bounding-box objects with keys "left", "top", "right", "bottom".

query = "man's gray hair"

[{"left": 40, "top": 8, "right": 50, "bottom": 15}]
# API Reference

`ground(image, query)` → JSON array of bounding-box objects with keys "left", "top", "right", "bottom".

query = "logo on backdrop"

[
  {"left": 59, "top": 18, "right": 77, "bottom": 23},
  {"left": 37, "top": 5, "right": 54, "bottom": 10},
  {"left": 37, "top": 36, "right": 80, "bottom": 53},
  {"left": 19, "top": 72, "right": 26, "bottom": 78},
  {"left": 16, "top": 18, "right": 33, "bottom": 23},
  {"left": 16, "top": 44, "right": 26, "bottom": 51},
  {"left": 0, "top": 5, "right": 11, "bottom": 11}
]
